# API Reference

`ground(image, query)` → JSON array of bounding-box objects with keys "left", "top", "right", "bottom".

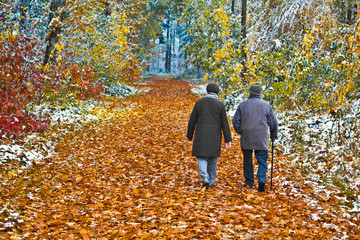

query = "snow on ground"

[
  {"left": 135, "top": 81, "right": 151, "bottom": 94},
  {"left": 0, "top": 141, "right": 51, "bottom": 166},
  {"left": 276, "top": 100, "right": 360, "bottom": 210},
  {"left": 0, "top": 83, "right": 144, "bottom": 231},
  {"left": 190, "top": 83, "right": 207, "bottom": 96},
  {"left": 0, "top": 84, "right": 141, "bottom": 168}
]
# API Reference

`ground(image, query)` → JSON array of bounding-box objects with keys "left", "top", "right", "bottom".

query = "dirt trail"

[{"left": 2, "top": 77, "right": 358, "bottom": 238}]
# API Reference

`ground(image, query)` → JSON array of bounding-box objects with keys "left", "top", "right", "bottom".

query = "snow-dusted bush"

[{"left": 104, "top": 84, "right": 136, "bottom": 98}]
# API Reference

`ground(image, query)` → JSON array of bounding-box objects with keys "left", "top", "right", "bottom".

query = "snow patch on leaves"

[
  {"left": 224, "top": 87, "right": 360, "bottom": 227},
  {"left": 276, "top": 99, "right": 360, "bottom": 212},
  {"left": 190, "top": 83, "right": 207, "bottom": 96},
  {"left": 104, "top": 84, "right": 137, "bottom": 98},
  {"left": 0, "top": 144, "right": 46, "bottom": 166},
  {"left": 0, "top": 84, "right": 141, "bottom": 168},
  {"left": 0, "top": 207, "right": 22, "bottom": 231}
]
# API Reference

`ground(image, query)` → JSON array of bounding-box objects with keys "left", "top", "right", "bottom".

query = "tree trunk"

[
  {"left": 240, "top": 0, "right": 248, "bottom": 85},
  {"left": 348, "top": 3, "right": 358, "bottom": 24},
  {"left": 42, "top": 0, "right": 66, "bottom": 68},
  {"left": 231, "top": 0, "right": 236, "bottom": 14},
  {"left": 197, "top": 66, "right": 201, "bottom": 79},
  {"left": 165, "top": 22, "right": 172, "bottom": 73}
]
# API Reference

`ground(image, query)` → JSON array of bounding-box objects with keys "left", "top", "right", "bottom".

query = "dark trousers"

[{"left": 242, "top": 149, "right": 269, "bottom": 187}]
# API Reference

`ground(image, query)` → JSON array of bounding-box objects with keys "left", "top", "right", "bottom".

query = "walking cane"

[{"left": 270, "top": 139, "right": 274, "bottom": 190}]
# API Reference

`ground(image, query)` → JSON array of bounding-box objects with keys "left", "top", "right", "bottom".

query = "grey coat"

[
  {"left": 232, "top": 95, "right": 278, "bottom": 150},
  {"left": 187, "top": 97, "right": 232, "bottom": 157}
]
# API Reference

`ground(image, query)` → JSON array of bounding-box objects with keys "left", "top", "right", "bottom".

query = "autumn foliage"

[
  {"left": 42, "top": 63, "right": 103, "bottom": 102},
  {"left": 181, "top": 0, "right": 360, "bottom": 111},
  {"left": 1, "top": 0, "right": 360, "bottom": 237},
  {"left": 0, "top": 0, "right": 147, "bottom": 139},
  {"left": 0, "top": 30, "right": 48, "bottom": 139},
  {"left": 1, "top": 79, "right": 359, "bottom": 238},
  {"left": 0, "top": 29, "right": 103, "bottom": 139}
]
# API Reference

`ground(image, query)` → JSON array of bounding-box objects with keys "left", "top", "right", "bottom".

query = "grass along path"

[{"left": 1, "top": 77, "right": 359, "bottom": 238}]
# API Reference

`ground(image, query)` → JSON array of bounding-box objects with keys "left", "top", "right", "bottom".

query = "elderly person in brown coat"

[
  {"left": 187, "top": 83, "right": 232, "bottom": 189},
  {"left": 232, "top": 83, "right": 278, "bottom": 192}
]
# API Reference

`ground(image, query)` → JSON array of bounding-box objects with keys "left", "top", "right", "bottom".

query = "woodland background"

[{"left": 1, "top": 0, "right": 360, "bottom": 237}]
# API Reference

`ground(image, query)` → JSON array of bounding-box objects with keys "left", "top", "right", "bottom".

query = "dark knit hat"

[
  {"left": 206, "top": 83, "right": 220, "bottom": 94},
  {"left": 248, "top": 83, "right": 262, "bottom": 95}
]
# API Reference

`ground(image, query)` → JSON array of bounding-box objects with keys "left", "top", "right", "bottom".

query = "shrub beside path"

[{"left": 1, "top": 77, "right": 359, "bottom": 238}]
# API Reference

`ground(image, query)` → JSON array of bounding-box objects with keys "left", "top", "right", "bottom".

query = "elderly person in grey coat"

[
  {"left": 232, "top": 83, "right": 278, "bottom": 192},
  {"left": 187, "top": 83, "right": 232, "bottom": 189}
]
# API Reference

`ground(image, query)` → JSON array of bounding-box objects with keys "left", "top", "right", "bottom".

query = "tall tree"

[
  {"left": 42, "top": 0, "right": 66, "bottom": 67},
  {"left": 144, "top": 0, "right": 185, "bottom": 73},
  {"left": 164, "top": 1, "right": 185, "bottom": 73},
  {"left": 164, "top": 18, "right": 172, "bottom": 72},
  {"left": 333, "top": 0, "right": 358, "bottom": 25},
  {"left": 240, "top": 0, "right": 247, "bottom": 84}
]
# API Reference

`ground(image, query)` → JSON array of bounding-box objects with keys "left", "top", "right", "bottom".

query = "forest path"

[{"left": 2, "top": 77, "right": 358, "bottom": 238}]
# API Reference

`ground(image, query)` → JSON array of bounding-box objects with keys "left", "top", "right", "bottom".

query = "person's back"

[
  {"left": 187, "top": 83, "right": 232, "bottom": 189},
  {"left": 188, "top": 97, "right": 229, "bottom": 157},
  {"left": 235, "top": 96, "right": 275, "bottom": 150},
  {"left": 232, "top": 83, "right": 278, "bottom": 192},
  {"left": 193, "top": 97, "right": 223, "bottom": 129}
]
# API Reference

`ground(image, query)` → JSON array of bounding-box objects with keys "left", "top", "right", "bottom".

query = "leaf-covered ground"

[{"left": 1, "top": 77, "right": 359, "bottom": 239}]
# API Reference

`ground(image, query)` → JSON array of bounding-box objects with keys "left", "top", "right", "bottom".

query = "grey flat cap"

[{"left": 248, "top": 83, "right": 262, "bottom": 95}]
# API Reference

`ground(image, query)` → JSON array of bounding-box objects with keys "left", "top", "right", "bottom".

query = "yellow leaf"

[
  {"left": 8, "top": 170, "right": 17, "bottom": 178},
  {"left": 96, "top": 203, "right": 104, "bottom": 208},
  {"left": 80, "top": 229, "right": 90, "bottom": 240},
  {"left": 133, "top": 188, "right": 140, "bottom": 195}
]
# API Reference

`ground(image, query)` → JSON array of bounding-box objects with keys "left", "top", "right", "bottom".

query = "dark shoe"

[
  {"left": 243, "top": 183, "right": 253, "bottom": 189},
  {"left": 202, "top": 178, "right": 209, "bottom": 189},
  {"left": 258, "top": 182, "right": 265, "bottom": 192}
]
